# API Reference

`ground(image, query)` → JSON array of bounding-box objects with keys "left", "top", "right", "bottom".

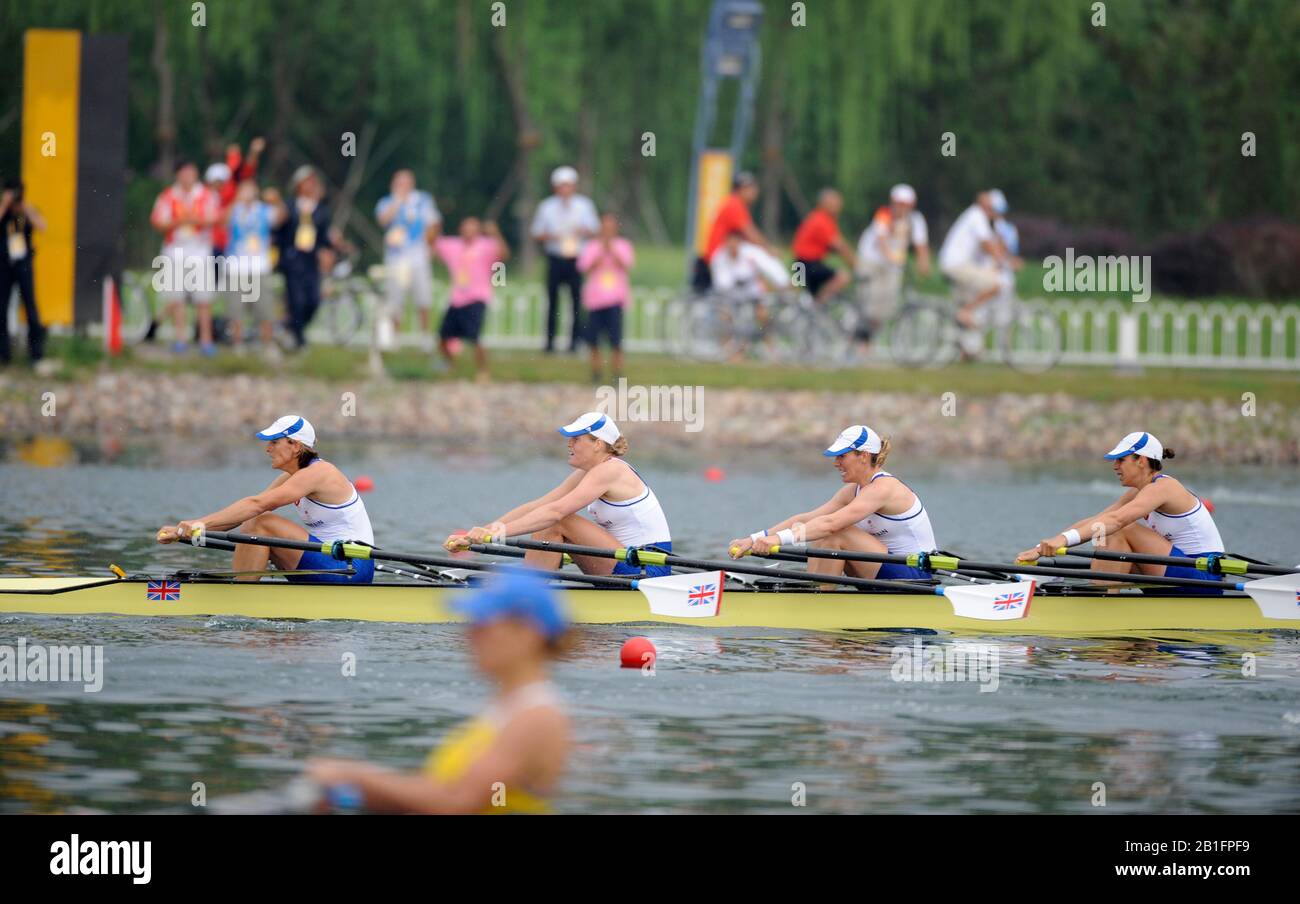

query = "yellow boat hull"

[{"left": 1, "top": 577, "right": 1297, "bottom": 636}]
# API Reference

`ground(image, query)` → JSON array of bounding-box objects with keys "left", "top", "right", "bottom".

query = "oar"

[
  {"left": 745, "top": 543, "right": 1300, "bottom": 622},
  {"left": 505, "top": 537, "right": 936, "bottom": 593},
  {"left": 1053, "top": 547, "right": 1298, "bottom": 577},
  {"left": 743, "top": 544, "right": 1242, "bottom": 592},
  {"left": 194, "top": 529, "right": 636, "bottom": 590},
  {"left": 502, "top": 537, "right": 1050, "bottom": 621}
]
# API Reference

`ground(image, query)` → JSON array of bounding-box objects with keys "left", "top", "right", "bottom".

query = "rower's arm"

[
  {"left": 1088, "top": 483, "right": 1171, "bottom": 536},
  {"left": 488, "top": 470, "right": 586, "bottom": 528},
  {"left": 797, "top": 481, "right": 886, "bottom": 542},
  {"left": 498, "top": 465, "right": 617, "bottom": 537},
  {"left": 186, "top": 471, "right": 316, "bottom": 532},
  {"left": 761, "top": 487, "right": 853, "bottom": 537}
]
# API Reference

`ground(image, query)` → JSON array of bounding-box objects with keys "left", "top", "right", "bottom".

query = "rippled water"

[{"left": 2, "top": 440, "right": 1299, "bottom": 813}]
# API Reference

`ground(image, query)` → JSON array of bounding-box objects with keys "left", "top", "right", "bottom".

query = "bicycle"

[
  {"left": 881, "top": 278, "right": 1063, "bottom": 372},
  {"left": 317, "top": 254, "right": 370, "bottom": 345}
]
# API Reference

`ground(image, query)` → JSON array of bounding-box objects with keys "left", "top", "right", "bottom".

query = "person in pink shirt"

[
  {"left": 577, "top": 213, "right": 634, "bottom": 382},
  {"left": 433, "top": 217, "right": 509, "bottom": 381}
]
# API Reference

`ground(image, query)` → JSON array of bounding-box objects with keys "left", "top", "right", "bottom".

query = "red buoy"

[
  {"left": 1202, "top": 497, "right": 1214, "bottom": 514},
  {"left": 354, "top": 475, "right": 375, "bottom": 493},
  {"left": 704, "top": 467, "right": 725, "bottom": 482},
  {"left": 620, "top": 636, "right": 657, "bottom": 670}
]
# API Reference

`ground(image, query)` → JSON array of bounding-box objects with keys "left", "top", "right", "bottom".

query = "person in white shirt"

[
  {"left": 855, "top": 183, "right": 931, "bottom": 334},
  {"left": 375, "top": 169, "right": 442, "bottom": 344},
  {"left": 150, "top": 160, "right": 221, "bottom": 355},
  {"left": 938, "top": 190, "right": 1016, "bottom": 328},
  {"left": 531, "top": 166, "right": 600, "bottom": 353},
  {"left": 708, "top": 231, "right": 788, "bottom": 359}
]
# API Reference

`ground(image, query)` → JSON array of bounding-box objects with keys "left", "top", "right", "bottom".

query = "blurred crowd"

[{"left": 2, "top": 134, "right": 1025, "bottom": 380}]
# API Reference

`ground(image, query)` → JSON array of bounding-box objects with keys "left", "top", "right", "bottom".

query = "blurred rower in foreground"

[{"left": 306, "top": 569, "right": 572, "bottom": 814}]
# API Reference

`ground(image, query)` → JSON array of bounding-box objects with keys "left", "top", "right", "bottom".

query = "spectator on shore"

[
  {"left": 276, "top": 166, "right": 336, "bottom": 349},
  {"left": 207, "top": 137, "right": 264, "bottom": 259},
  {"left": 225, "top": 178, "right": 286, "bottom": 355},
  {"left": 150, "top": 160, "right": 221, "bottom": 354},
  {"left": 531, "top": 166, "right": 599, "bottom": 354},
  {"left": 577, "top": 212, "right": 635, "bottom": 384},
  {"left": 434, "top": 217, "right": 509, "bottom": 382},
  {"left": 792, "top": 188, "right": 857, "bottom": 302},
  {"left": 0, "top": 180, "right": 47, "bottom": 366},
  {"left": 696, "top": 172, "right": 773, "bottom": 293},
  {"left": 938, "top": 189, "right": 1014, "bottom": 329},
  {"left": 376, "top": 169, "right": 441, "bottom": 349},
  {"left": 855, "top": 183, "right": 931, "bottom": 342}
]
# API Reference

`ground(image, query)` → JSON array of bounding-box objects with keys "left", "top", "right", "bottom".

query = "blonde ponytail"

[{"left": 871, "top": 436, "right": 892, "bottom": 469}]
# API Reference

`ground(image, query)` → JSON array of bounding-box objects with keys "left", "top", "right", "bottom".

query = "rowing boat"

[{"left": 3, "top": 576, "right": 1298, "bottom": 636}]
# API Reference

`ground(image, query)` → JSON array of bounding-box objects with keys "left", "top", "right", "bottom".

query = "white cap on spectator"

[
  {"left": 290, "top": 165, "right": 317, "bottom": 189},
  {"left": 988, "top": 188, "right": 1009, "bottom": 214},
  {"left": 551, "top": 166, "right": 579, "bottom": 187},
  {"left": 889, "top": 183, "right": 917, "bottom": 205},
  {"left": 205, "top": 163, "right": 231, "bottom": 184}
]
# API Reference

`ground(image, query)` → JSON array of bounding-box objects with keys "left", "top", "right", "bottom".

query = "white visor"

[
  {"left": 824, "top": 425, "right": 882, "bottom": 457},
  {"left": 551, "top": 166, "right": 579, "bottom": 186},
  {"left": 256, "top": 415, "right": 316, "bottom": 449},
  {"left": 1103, "top": 431, "right": 1163, "bottom": 461},
  {"left": 558, "top": 412, "right": 621, "bottom": 445}
]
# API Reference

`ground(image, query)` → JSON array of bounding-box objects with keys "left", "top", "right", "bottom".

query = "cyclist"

[
  {"left": 855, "top": 183, "right": 931, "bottom": 344},
  {"left": 792, "top": 188, "right": 857, "bottom": 303},
  {"left": 937, "top": 189, "right": 1014, "bottom": 330},
  {"left": 709, "top": 229, "right": 788, "bottom": 359},
  {"left": 987, "top": 189, "right": 1024, "bottom": 308},
  {"left": 695, "top": 172, "right": 775, "bottom": 292}
]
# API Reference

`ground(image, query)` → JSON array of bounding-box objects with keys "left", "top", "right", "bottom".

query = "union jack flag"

[
  {"left": 1295, "top": 590, "right": 1300, "bottom": 606},
  {"left": 147, "top": 579, "right": 182, "bottom": 602},
  {"left": 993, "top": 591, "right": 1026, "bottom": 611},
  {"left": 688, "top": 583, "right": 718, "bottom": 606}
]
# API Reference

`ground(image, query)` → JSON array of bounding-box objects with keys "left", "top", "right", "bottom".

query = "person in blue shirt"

[
  {"left": 376, "top": 169, "right": 442, "bottom": 348},
  {"left": 225, "top": 178, "right": 286, "bottom": 352}
]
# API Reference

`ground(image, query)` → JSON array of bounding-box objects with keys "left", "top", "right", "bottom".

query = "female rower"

[
  {"left": 444, "top": 412, "right": 673, "bottom": 577},
  {"left": 155, "top": 415, "right": 375, "bottom": 583},
  {"left": 728, "top": 425, "right": 938, "bottom": 580},
  {"left": 1016, "top": 431, "right": 1225, "bottom": 592},
  {"left": 306, "top": 568, "right": 571, "bottom": 814}
]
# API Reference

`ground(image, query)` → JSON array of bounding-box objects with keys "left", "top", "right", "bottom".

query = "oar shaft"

[
  {"left": 506, "top": 537, "right": 935, "bottom": 593},
  {"left": 1066, "top": 547, "right": 1295, "bottom": 577},
  {"left": 760, "top": 545, "right": 1238, "bottom": 591},
  {"left": 201, "top": 530, "right": 635, "bottom": 589}
]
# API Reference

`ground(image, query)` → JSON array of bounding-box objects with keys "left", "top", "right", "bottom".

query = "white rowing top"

[
  {"left": 852, "top": 471, "right": 937, "bottom": 554},
  {"left": 586, "top": 460, "right": 672, "bottom": 547},
  {"left": 292, "top": 461, "right": 375, "bottom": 545},
  {"left": 1142, "top": 474, "right": 1224, "bottom": 553}
]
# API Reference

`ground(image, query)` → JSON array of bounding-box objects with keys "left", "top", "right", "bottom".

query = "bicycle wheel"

[
  {"left": 999, "top": 302, "right": 1063, "bottom": 373},
  {"left": 886, "top": 299, "right": 951, "bottom": 368},
  {"left": 323, "top": 281, "right": 366, "bottom": 345},
  {"left": 679, "top": 297, "right": 730, "bottom": 362}
]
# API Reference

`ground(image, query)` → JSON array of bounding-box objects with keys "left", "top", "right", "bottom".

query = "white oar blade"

[
  {"left": 943, "top": 581, "right": 1036, "bottom": 621},
  {"left": 637, "top": 571, "right": 725, "bottom": 618},
  {"left": 1243, "top": 573, "right": 1300, "bottom": 620}
]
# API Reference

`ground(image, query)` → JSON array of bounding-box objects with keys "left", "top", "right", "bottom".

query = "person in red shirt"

[
  {"left": 792, "top": 189, "right": 857, "bottom": 302},
  {"left": 208, "top": 137, "right": 264, "bottom": 255},
  {"left": 694, "top": 172, "right": 773, "bottom": 292}
]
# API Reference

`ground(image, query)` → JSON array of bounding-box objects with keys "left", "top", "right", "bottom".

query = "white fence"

[{"left": 111, "top": 271, "right": 1300, "bottom": 370}]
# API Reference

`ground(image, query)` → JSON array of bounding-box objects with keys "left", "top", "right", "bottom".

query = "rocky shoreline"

[{"left": 1, "top": 371, "right": 1296, "bottom": 463}]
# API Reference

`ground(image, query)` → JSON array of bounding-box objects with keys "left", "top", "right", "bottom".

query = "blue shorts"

[
  {"left": 286, "top": 534, "right": 376, "bottom": 584},
  {"left": 1164, "top": 545, "right": 1223, "bottom": 595},
  {"left": 876, "top": 562, "right": 929, "bottom": 582},
  {"left": 612, "top": 542, "right": 673, "bottom": 578}
]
